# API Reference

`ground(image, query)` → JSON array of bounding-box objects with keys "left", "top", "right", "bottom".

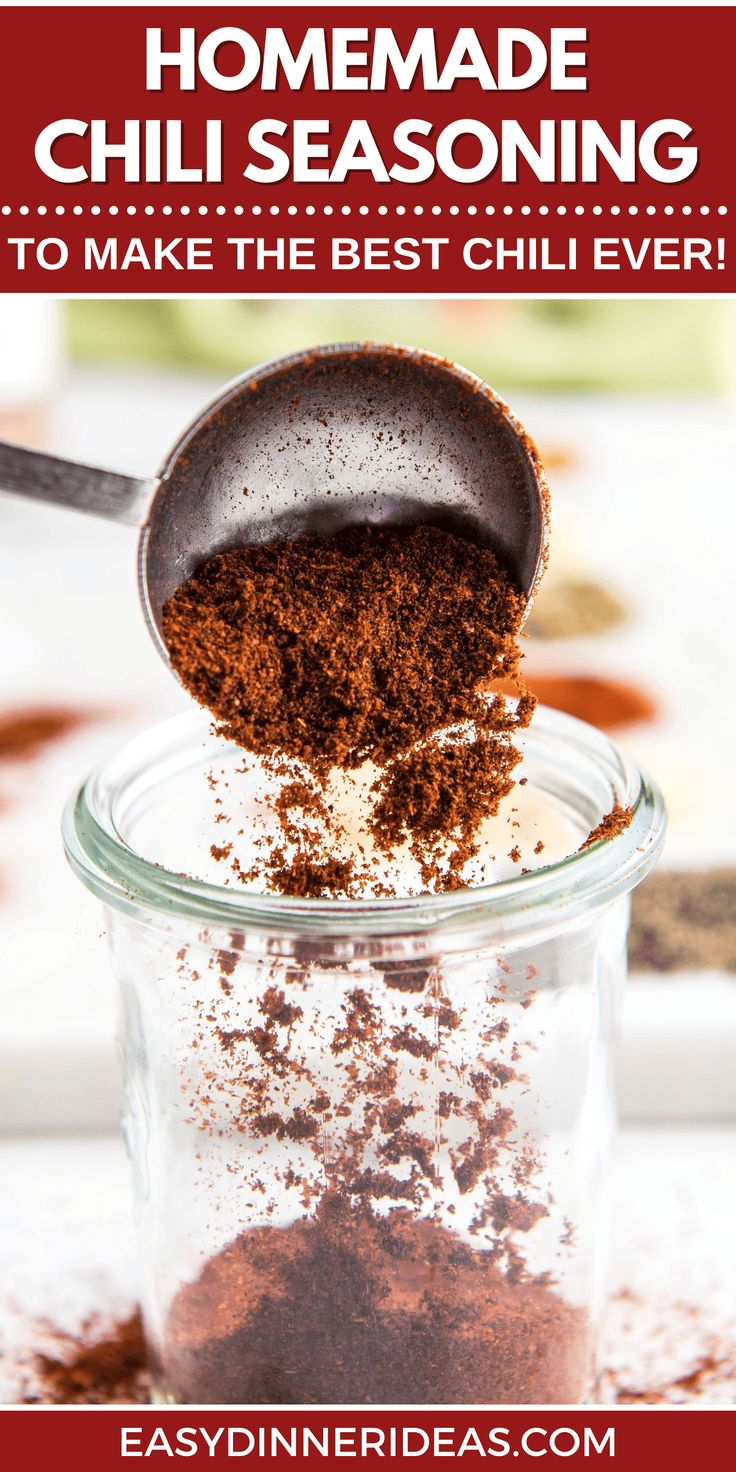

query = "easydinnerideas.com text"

[{"left": 120, "top": 1425, "right": 616, "bottom": 1459}]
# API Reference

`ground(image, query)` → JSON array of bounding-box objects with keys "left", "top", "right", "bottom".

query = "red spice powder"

[
  {"left": 494, "top": 673, "right": 656, "bottom": 733},
  {"left": 0, "top": 706, "right": 99, "bottom": 761}
]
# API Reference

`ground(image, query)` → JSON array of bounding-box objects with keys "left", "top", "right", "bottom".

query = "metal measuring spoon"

[{"left": 0, "top": 342, "right": 548, "bottom": 667}]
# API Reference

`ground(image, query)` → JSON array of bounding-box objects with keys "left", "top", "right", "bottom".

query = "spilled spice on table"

[{"left": 23, "top": 1313, "right": 148, "bottom": 1405}]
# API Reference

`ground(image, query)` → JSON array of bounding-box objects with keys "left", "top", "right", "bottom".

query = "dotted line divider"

[{"left": 0, "top": 203, "right": 729, "bottom": 219}]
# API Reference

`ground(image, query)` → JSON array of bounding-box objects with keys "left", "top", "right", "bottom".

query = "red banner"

[
  {"left": 0, "top": 5, "right": 733, "bottom": 292},
  {"left": 0, "top": 1407, "right": 734, "bottom": 1468}
]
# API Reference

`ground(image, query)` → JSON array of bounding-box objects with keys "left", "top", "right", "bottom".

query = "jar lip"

[{"left": 62, "top": 706, "right": 666, "bottom": 940}]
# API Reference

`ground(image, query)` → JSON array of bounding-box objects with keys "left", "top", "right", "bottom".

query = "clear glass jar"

[{"left": 63, "top": 706, "right": 665, "bottom": 1406}]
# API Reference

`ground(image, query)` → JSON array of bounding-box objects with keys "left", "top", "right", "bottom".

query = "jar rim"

[{"left": 62, "top": 706, "right": 666, "bottom": 946}]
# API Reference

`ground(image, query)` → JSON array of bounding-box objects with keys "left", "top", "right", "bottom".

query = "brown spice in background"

[
  {"left": 526, "top": 578, "right": 627, "bottom": 642},
  {"left": 629, "top": 869, "right": 736, "bottom": 973},
  {"left": 537, "top": 444, "right": 578, "bottom": 473},
  {"left": 0, "top": 706, "right": 98, "bottom": 762}
]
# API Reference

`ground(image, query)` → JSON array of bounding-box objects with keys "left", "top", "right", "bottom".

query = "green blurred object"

[{"left": 65, "top": 299, "right": 733, "bottom": 393}]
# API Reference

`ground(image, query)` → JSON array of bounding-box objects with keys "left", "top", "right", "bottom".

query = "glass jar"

[{"left": 63, "top": 705, "right": 665, "bottom": 1406}]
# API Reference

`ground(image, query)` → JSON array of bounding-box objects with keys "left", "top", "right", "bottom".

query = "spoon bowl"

[
  {"left": 141, "top": 343, "right": 548, "bottom": 661},
  {"left": 0, "top": 342, "right": 549, "bottom": 669}
]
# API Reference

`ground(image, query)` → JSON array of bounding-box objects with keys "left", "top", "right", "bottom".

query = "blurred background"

[{"left": 0, "top": 297, "right": 734, "bottom": 1402}]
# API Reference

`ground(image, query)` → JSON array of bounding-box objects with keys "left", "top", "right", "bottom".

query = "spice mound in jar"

[
  {"left": 150, "top": 953, "right": 594, "bottom": 1406},
  {"left": 160, "top": 1203, "right": 589, "bottom": 1405}
]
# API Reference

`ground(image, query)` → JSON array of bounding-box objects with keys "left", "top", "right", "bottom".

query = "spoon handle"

[{"left": 0, "top": 439, "right": 155, "bottom": 526}]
